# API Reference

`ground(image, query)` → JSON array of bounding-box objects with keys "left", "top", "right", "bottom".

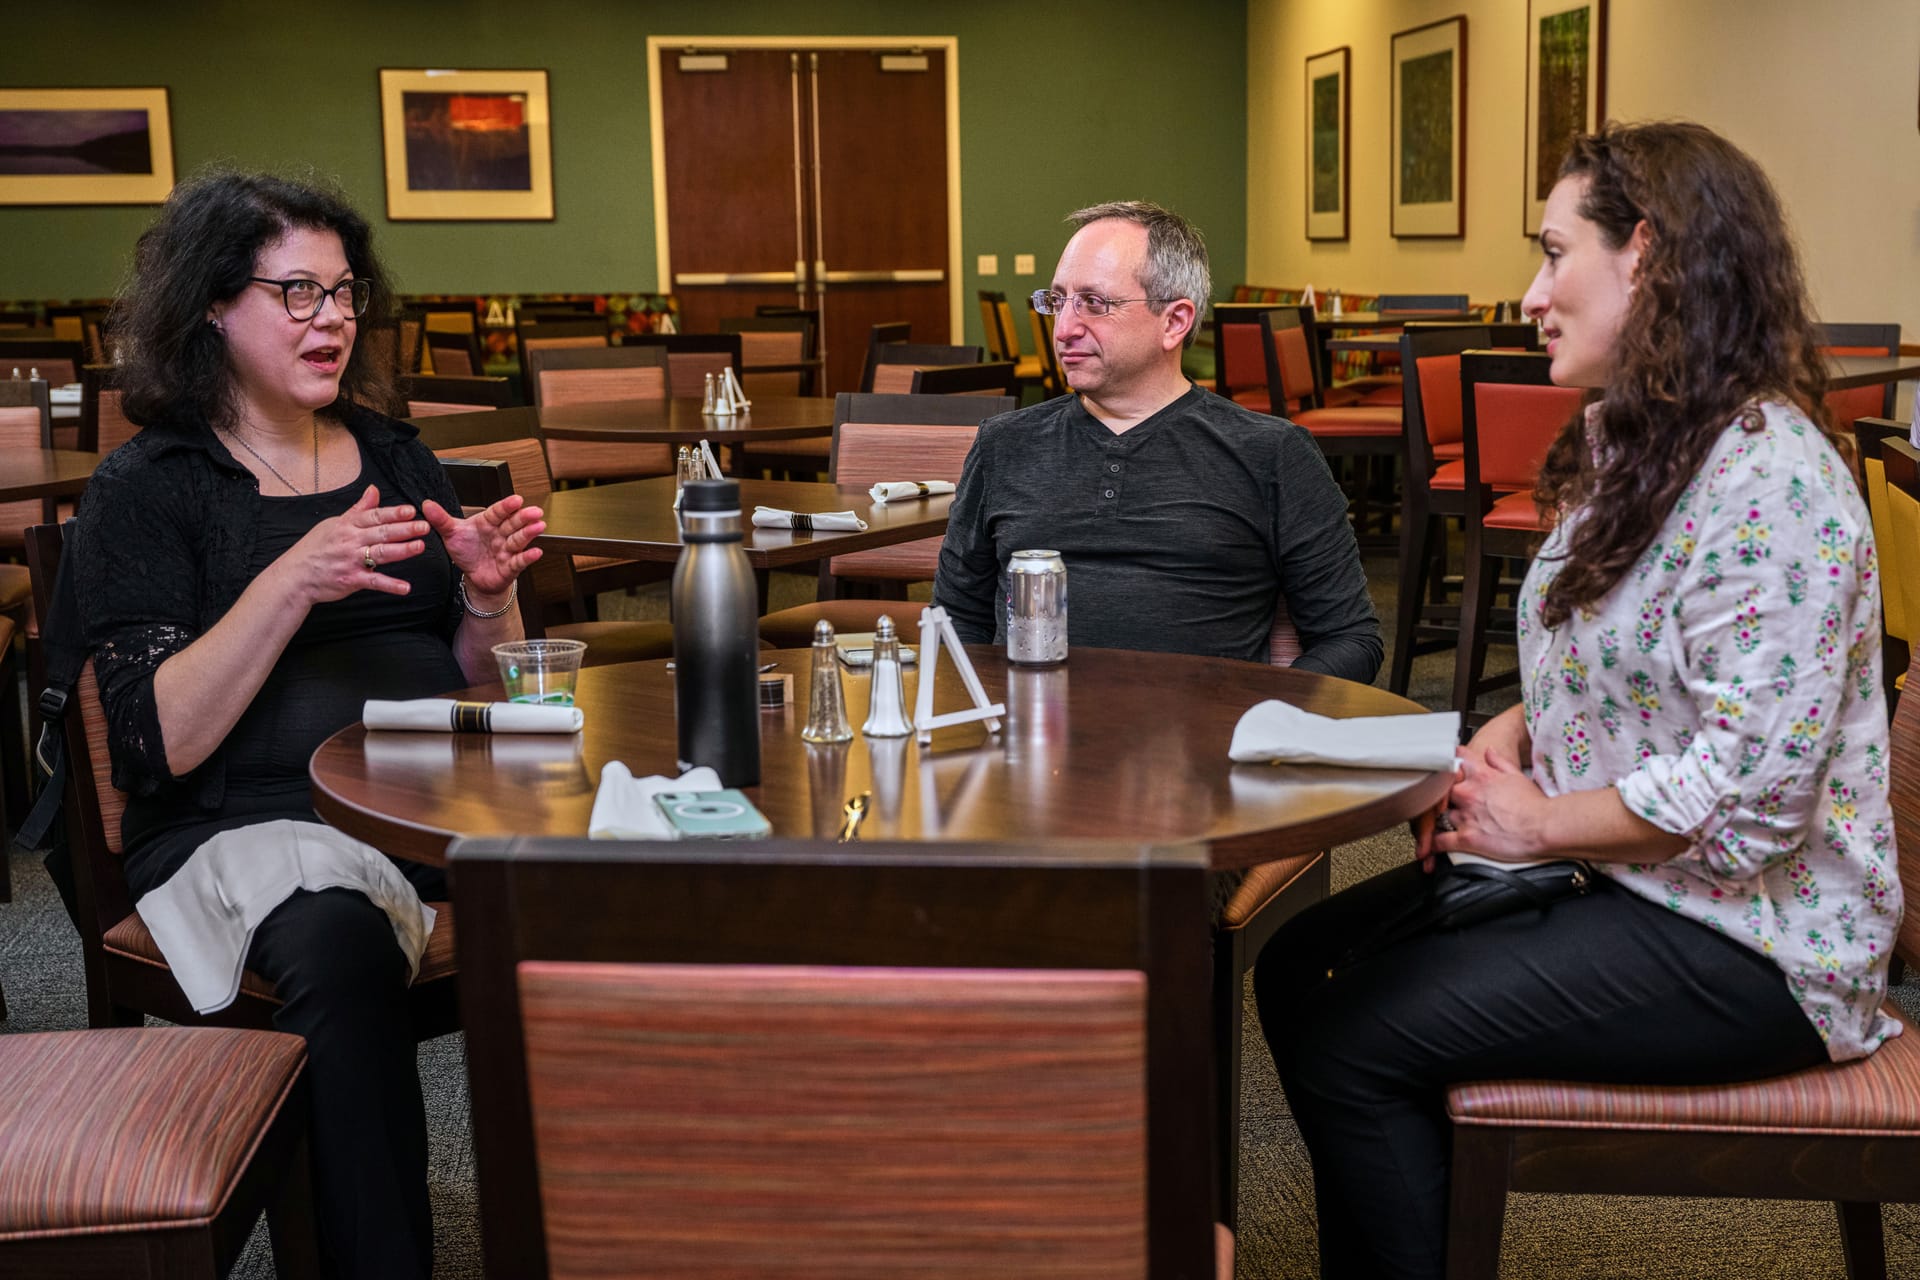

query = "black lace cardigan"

[{"left": 68, "top": 405, "right": 464, "bottom": 810}]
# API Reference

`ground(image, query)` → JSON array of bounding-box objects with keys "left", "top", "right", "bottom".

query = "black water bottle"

[{"left": 672, "top": 479, "right": 760, "bottom": 785}]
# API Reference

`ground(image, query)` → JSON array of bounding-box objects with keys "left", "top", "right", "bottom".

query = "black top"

[
  {"left": 69, "top": 405, "right": 471, "bottom": 896},
  {"left": 931, "top": 387, "right": 1382, "bottom": 680}
]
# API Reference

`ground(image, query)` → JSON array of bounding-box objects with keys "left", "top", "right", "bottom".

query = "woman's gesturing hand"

[
  {"left": 421, "top": 493, "right": 545, "bottom": 599},
  {"left": 280, "top": 485, "right": 432, "bottom": 605}
]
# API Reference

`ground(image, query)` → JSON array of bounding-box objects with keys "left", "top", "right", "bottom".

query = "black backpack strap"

[{"left": 16, "top": 531, "right": 86, "bottom": 854}]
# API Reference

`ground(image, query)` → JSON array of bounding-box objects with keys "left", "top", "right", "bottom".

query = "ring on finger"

[
  {"left": 363, "top": 546, "right": 378, "bottom": 571},
  {"left": 1435, "top": 811, "right": 1456, "bottom": 833}
]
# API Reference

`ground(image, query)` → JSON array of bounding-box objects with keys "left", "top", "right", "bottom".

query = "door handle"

[
  {"left": 819, "top": 269, "right": 946, "bottom": 284},
  {"left": 672, "top": 271, "right": 802, "bottom": 286}
]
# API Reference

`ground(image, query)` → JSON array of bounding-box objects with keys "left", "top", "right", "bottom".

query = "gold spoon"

[{"left": 838, "top": 792, "right": 871, "bottom": 842}]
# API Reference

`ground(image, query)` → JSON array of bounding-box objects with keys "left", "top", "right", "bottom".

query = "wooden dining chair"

[
  {"left": 450, "top": 834, "right": 1221, "bottom": 1280},
  {"left": 1208, "top": 302, "right": 1299, "bottom": 413},
  {"left": 430, "top": 439, "right": 669, "bottom": 633},
  {"left": 1854, "top": 418, "right": 1911, "bottom": 699},
  {"left": 722, "top": 313, "right": 818, "bottom": 397},
  {"left": 755, "top": 391, "right": 1013, "bottom": 648},
  {"left": 22, "top": 522, "right": 461, "bottom": 1035},
  {"left": 524, "top": 345, "right": 673, "bottom": 485},
  {"left": 909, "top": 360, "right": 1019, "bottom": 396},
  {"left": 422, "top": 326, "right": 485, "bottom": 378},
  {"left": 0, "top": 337, "right": 83, "bottom": 391},
  {"left": 1821, "top": 321, "right": 1902, "bottom": 434},
  {"left": 402, "top": 372, "right": 518, "bottom": 418},
  {"left": 514, "top": 314, "right": 609, "bottom": 404},
  {"left": 977, "top": 290, "right": 1048, "bottom": 399},
  {"left": 0, "top": 1026, "right": 319, "bottom": 1279},
  {"left": 856, "top": 321, "right": 914, "bottom": 392},
  {"left": 1443, "top": 653, "right": 1920, "bottom": 1280},
  {"left": 863, "top": 341, "right": 982, "bottom": 396},
  {"left": 622, "top": 332, "right": 743, "bottom": 399},
  {"left": 1028, "top": 301, "right": 1067, "bottom": 398},
  {"left": 1453, "top": 351, "right": 1584, "bottom": 726},
  {"left": 77, "top": 362, "right": 140, "bottom": 455}
]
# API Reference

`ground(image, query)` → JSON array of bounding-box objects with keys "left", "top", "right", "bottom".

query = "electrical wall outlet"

[
  {"left": 1014, "top": 253, "right": 1036, "bottom": 275},
  {"left": 976, "top": 254, "right": 999, "bottom": 276}
]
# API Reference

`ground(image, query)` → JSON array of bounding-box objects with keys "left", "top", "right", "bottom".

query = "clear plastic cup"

[{"left": 492, "top": 639, "right": 587, "bottom": 705}]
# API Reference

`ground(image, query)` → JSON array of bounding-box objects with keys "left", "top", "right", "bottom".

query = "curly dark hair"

[
  {"left": 108, "top": 168, "right": 396, "bottom": 432},
  {"left": 1532, "top": 122, "right": 1838, "bottom": 630}
]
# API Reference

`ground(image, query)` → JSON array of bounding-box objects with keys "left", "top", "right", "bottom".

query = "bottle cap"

[{"left": 681, "top": 478, "right": 740, "bottom": 512}]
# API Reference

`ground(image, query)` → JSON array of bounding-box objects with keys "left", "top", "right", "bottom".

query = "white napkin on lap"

[
  {"left": 1229, "top": 701, "right": 1460, "bottom": 771},
  {"left": 363, "top": 698, "right": 583, "bottom": 734},
  {"left": 868, "top": 480, "right": 956, "bottom": 503},
  {"left": 589, "top": 763, "right": 722, "bottom": 839},
  {"left": 752, "top": 506, "right": 868, "bottom": 532}
]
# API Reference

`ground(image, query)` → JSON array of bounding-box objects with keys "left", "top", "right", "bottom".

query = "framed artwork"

[
  {"left": 378, "top": 68, "right": 553, "bottom": 220},
  {"left": 1390, "top": 16, "right": 1468, "bottom": 239},
  {"left": 1304, "top": 46, "right": 1350, "bottom": 241},
  {"left": 1523, "top": 0, "right": 1607, "bottom": 235},
  {"left": 0, "top": 87, "right": 174, "bottom": 205}
]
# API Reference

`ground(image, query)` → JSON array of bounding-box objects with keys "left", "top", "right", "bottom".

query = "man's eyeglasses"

[
  {"left": 1030, "top": 289, "right": 1175, "bottom": 318},
  {"left": 249, "top": 276, "right": 372, "bottom": 322}
]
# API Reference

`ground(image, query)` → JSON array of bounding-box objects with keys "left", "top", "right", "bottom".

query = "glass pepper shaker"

[{"left": 800, "top": 620, "right": 853, "bottom": 743}]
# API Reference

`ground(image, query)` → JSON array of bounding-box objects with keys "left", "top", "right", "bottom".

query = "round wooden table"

[
  {"left": 311, "top": 647, "right": 1452, "bottom": 870},
  {"left": 410, "top": 396, "right": 838, "bottom": 449}
]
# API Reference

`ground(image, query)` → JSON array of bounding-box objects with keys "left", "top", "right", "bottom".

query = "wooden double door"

[{"left": 657, "top": 44, "right": 953, "bottom": 395}]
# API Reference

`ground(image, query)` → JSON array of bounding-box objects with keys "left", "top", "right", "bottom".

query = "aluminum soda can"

[{"left": 1005, "top": 549, "right": 1068, "bottom": 665}]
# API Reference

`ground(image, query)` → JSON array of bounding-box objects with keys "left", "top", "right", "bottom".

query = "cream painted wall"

[{"left": 1247, "top": 0, "right": 1920, "bottom": 340}]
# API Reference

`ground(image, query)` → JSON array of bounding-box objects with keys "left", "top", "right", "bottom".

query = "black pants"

[
  {"left": 246, "top": 859, "right": 446, "bottom": 1280},
  {"left": 1252, "top": 861, "right": 1826, "bottom": 1280}
]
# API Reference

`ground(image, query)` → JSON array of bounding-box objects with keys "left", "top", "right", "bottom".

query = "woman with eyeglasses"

[
  {"left": 1255, "top": 122, "right": 1901, "bottom": 1279},
  {"left": 67, "top": 169, "right": 542, "bottom": 1278}
]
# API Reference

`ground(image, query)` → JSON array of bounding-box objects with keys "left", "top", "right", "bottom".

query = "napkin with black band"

[
  {"left": 751, "top": 506, "right": 868, "bottom": 532},
  {"left": 868, "top": 480, "right": 956, "bottom": 503},
  {"left": 363, "top": 698, "right": 584, "bottom": 734},
  {"left": 1228, "top": 700, "right": 1460, "bottom": 772}
]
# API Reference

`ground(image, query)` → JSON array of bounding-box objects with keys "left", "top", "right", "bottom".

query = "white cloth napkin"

[
  {"left": 589, "top": 763, "right": 723, "bottom": 839},
  {"left": 363, "top": 698, "right": 583, "bottom": 734},
  {"left": 752, "top": 506, "right": 868, "bottom": 532},
  {"left": 868, "top": 480, "right": 956, "bottom": 504},
  {"left": 1229, "top": 700, "right": 1460, "bottom": 771}
]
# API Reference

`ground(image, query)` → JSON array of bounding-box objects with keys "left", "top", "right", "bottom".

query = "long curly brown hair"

[{"left": 1532, "top": 122, "right": 1838, "bottom": 629}]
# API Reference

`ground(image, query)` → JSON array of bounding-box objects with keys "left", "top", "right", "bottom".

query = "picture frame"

[
  {"left": 378, "top": 68, "right": 553, "bottom": 221},
  {"left": 1390, "top": 16, "right": 1468, "bottom": 239},
  {"left": 1523, "top": 0, "right": 1606, "bottom": 235},
  {"left": 0, "top": 87, "right": 174, "bottom": 206},
  {"left": 1304, "top": 46, "right": 1351, "bottom": 242}
]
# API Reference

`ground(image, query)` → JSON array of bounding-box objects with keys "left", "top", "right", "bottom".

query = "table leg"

[{"left": 755, "top": 569, "right": 771, "bottom": 615}]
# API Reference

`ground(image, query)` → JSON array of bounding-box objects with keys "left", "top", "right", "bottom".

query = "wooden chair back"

[
  {"left": 1028, "top": 302, "right": 1065, "bottom": 397},
  {"left": 723, "top": 314, "right": 817, "bottom": 397},
  {"left": 1254, "top": 305, "right": 1327, "bottom": 412},
  {"left": 0, "top": 378, "right": 56, "bottom": 541},
  {"left": 79, "top": 363, "right": 139, "bottom": 454},
  {"left": 514, "top": 316, "right": 609, "bottom": 403},
  {"left": 623, "top": 333, "right": 744, "bottom": 399},
  {"left": 1209, "top": 303, "right": 1291, "bottom": 411},
  {"left": 1460, "top": 351, "right": 1581, "bottom": 511},
  {"left": 0, "top": 337, "right": 82, "bottom": 389},
  {"left": 909, "top": 361, "right": 1018, "bottom": 397},
  {"left": 423, "top": 327, "right": 484, "bottom": 378},
  {"left": 1855, "top": 419, "right": 1910, "bottom": 656},
  {"left": 1820, "top": 321, "right": 1902, "bottom": 431},
  {"left": 866, "top": 342, "right": 984, "bottom": 396},
  {"left": 857, "top": 321, "right": 915, "bottom": 393},
  {"left": 403, "top": 373, "right": 517, "bottom": 418},
  {"left": 526, "top": 346, "right": 672, "bottom": 482},
  {"left": 449, "top": 835, "right": 1215, "bottom": 1280},
  {"left": 431, "top": 439, "right": 578, "bottom": 612},
  {"left": 1376, "top": 292, "right": 1471, "bottom": 316},
  {"left": 824, "top": 392, "right": 1011, "bottom": 584},
  {"left": 1400, "top": 326, "right": 1491, "bottom": 476}
]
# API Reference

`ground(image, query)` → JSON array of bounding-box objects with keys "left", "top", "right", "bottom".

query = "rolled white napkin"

[
  {"left": 589, "top": 762, "right": 723, "bottom": 839},
  {"left": 363, "top": 698, "right": 583, "bottom": 734},
  {"left": 868, "top": 480, "right": 957, "bottom": 504},
  {"left": 752, "top": 506, "right": 868, "bottom": 532},
  {"left": 1229, "top": 700, "right": 1460, "bottom": 771}
]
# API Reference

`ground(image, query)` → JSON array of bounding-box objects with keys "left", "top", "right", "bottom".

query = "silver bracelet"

[{"left": 457, "top": 575, "right": 517, "bottom": 619}]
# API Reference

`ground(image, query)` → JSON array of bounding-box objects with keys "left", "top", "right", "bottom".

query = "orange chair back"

[
  {"left": 1416, "top": 354, "right": 1464, "bottom": 448},
  {"left": 1473, "top": 382, "right": 1581, "bottom": 491},
  {"left": 827, "top": 419, "right": 978, "bottom": 581},
  {"left": 1271, "top": 322, "right": 1318, "bottom": 406},
  {"left": 1217, "top": 320, "right": 1266, "bottom": 400}
]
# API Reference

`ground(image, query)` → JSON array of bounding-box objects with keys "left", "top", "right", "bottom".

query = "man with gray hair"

[{"left": 932, "top": 200, "right": 1380, "bottom": 679}]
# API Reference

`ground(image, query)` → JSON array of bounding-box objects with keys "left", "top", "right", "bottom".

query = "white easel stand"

[
  {"left": 1301, "top": 283, "right": 1317, "bottom": 310},
  {"left": 698, "top": 439, "right": 722, "bottom": 479},
  {"left": 722, "top": 366, "right": 752, "bottom": 411},
  {"left": 914, "top": 605, "right": 1005, "bottom": 746}
]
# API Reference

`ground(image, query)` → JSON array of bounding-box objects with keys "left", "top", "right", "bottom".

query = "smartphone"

[
  {"left": 653, "top": 789, "right": 773, "bottom": 840},
  {"left": 836, "top": 640, "right": 918, "bottom": 668}
]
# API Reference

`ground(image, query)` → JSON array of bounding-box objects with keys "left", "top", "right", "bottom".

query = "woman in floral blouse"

[{"left": 1254, "top": 121, "right": 1902, "bottom": 1280}]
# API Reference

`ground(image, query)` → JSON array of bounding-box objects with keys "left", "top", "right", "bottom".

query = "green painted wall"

[{"left": 1, "top": 0, "right": 1248, "bottom": 348}]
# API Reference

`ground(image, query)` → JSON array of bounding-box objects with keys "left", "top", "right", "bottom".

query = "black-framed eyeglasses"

[
  {"left": 1030, "top": 289, "right": 1175, "bottom": 318},
  {"left": 248, "top": 276, "right": 371, "bottom": 321}
]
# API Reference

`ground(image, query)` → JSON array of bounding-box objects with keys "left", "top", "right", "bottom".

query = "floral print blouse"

[{"left": 1519, "top": 400, "right": 1902, "bottom": 1061}]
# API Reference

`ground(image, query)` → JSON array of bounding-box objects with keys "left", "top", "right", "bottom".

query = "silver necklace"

[{"left": 224, "top": 420, "right": 319, "bottom": 495}]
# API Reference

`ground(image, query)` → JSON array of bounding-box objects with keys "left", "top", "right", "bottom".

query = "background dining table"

[
  {"left": 310, "top": 646, "right": 1454, "bottom": 872},
  {"left": 0, "top": 449, "right": 102, "bottom": 503}
]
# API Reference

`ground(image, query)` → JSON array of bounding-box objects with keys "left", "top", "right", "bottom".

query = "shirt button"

[
  {"left": 1107, "top": 462, "right": 1120, "bottom": 473},
  {"left": 1103, "top": 488, "right": 1116, "bottom": 499}
]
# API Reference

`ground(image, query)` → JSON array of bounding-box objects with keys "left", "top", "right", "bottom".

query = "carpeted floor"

[{"left": 3, "top": 556, "right": 1916, "bottom": 1278}]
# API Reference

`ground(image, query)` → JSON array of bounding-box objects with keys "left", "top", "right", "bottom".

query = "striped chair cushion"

[
  {"left": 0, "top": 1027, "right": 305, "bottom": 1235},
  {"left": 1449, "top": 1003, "right": 1920, "bottom": 1137},
  {"left": 103, "top": 901, "right": 458, "bottom": 1005}
]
